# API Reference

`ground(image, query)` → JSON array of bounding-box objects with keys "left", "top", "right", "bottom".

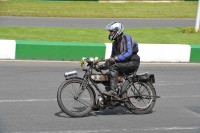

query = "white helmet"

[{"left": 105, "top": 21, "right": 124, "bottom": 40}]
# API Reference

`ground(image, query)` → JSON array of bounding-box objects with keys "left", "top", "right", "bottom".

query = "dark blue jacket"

[{"left": 111, "top": 34, "right": 140, "bottom": 67}]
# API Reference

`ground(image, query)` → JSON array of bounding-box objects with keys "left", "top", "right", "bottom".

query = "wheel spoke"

[
  {"left": 77, "top": 98, "right": 92, "bottom": 107},
  {"left": 76, "top": 83, "right": 86, "bottom": 98}
]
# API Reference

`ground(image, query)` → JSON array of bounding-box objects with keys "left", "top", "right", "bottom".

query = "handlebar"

[
  {"left": 82, "top": 57, "right": 107, "bottom": 72},
  {"left": 84, "top": 58, "right": 106, "bottom": 64}
]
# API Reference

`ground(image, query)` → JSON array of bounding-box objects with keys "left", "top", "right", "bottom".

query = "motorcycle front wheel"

[
  {"left": 57, "top": 78, "right": 95, "bottom": 117},
  {"left": 122, "top": 81, "right": 156, "bottom": 114}
]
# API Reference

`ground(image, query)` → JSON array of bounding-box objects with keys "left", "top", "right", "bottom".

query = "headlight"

[{"left": 80, "top": 57, "right": 86, "bottom": 67}]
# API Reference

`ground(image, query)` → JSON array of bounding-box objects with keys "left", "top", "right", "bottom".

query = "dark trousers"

[{"left": 108, "top": 61, "right": 138, "bottom": 91}]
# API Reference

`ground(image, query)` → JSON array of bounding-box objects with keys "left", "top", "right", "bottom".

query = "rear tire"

[
  {"left": 122, "top": 81, "right": 156, "bottom": 114},
  {"left": 57, "top": 78, "right": 95, "bottom": 117}
]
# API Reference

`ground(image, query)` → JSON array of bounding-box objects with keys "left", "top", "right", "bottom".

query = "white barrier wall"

[
  {"left": 138, "top": 44, "right": 191, "bottom": 62},
  {"left": 0, "top": 40, "right": 16, "bottom": 59},
  {"left": 0, "top": 40, "right": 193, "bottom": 62},
  {"left": 105, "top": 43, "right": 191, "bottom": 62}
]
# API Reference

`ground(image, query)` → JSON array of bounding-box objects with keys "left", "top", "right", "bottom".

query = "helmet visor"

[{"left": 105, "top": 23, "right": 116, "bottom": 31}]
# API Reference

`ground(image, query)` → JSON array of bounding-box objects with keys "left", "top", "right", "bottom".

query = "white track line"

[
  {"left": 4, "top": 126, "right": 200, "bottom": 133},
  {"left": 135, "top": 126, "right": 200, "bottom": 131},
  {"left": 161, "top": 95, "right": 200, "bottom": 98},
  {"left": 0, "top": 99, "right": 56, "bottom": 103}
]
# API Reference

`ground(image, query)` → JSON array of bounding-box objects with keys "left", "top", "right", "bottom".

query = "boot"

[
  {"left": 103, "top": 77, "right": 118, "bottom": 96},
  {"left": 103, "top": 90, "right": 117, "bottom": 96}
]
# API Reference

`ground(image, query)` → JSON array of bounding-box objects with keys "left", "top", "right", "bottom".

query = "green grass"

[
  {"left": 0, "top": 26, "right": 199, "bottom": 44},
  {"left": 0, "top": 1, "right": 199, "bottom": 44},
  {"left": 0, "top": 1, "right": 198, "bottom": 18}
]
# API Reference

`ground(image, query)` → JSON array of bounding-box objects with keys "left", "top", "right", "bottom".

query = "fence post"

[{"left": 195, "top": 0, "right": 200, "bottom": 32}]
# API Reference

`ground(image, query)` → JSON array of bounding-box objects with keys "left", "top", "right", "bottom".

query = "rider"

[{"left": 99, "top": 21, "right": 140, "bottom": 96}]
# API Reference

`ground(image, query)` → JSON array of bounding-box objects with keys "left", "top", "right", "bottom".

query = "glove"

[
  {"left": 95, "top": 64, "right": 103, "bottom": 72},
  {"left": 96, "top": 62, "right": 110, "bottom": 71},
  {"left": 109, "top": 56, "right": 118, "bottom": 64},
  {"left": 97, "top": 64, "right": 105, "bottom": 70}
]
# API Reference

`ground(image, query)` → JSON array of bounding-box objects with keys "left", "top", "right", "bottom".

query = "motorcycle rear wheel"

[
  {"left": 57, "top": 78, "right": 95, "bottom": 117},
  {"left": 123, "top": 81, "right": 156, "bottom": 114}
]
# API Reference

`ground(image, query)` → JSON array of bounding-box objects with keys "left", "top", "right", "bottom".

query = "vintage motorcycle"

[{"left": 57, "top": 57, "right": 160, "bottom": 117}]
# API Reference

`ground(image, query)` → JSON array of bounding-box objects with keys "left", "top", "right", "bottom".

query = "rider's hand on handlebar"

[
  {"left": 109, "top": 56, "right": 118, "bottom": 64},
  {"left": 95, "top": 64, "right": 102, "bottom": 72},
  {"left": 96, "top": 64, "right": 107, "bottom": 72},
  {"left": 98, "top": 64, "right": 105, "bottom": 70}
]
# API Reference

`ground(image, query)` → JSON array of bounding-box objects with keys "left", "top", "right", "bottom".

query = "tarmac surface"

[
  {"left": 0, "top": 60, "right": 200, "bottom": 133},
  {"left": 0, "top": 16, "right": 196, "bottom": 28}
]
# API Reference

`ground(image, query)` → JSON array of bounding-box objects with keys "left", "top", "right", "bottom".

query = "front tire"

[
  {"left": 122, "top": 81, "right": 156, "bottom": 114},
  {"left": 57, "top": 78, "right": 95, "bottom": 117}
]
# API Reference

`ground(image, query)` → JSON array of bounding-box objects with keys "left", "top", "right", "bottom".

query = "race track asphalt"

[
  {"left": 0, "top": 16, "right": 196, "bottom": 28},
  {"left": 0, "top": 61, "right": 200, "bottom": 133}
]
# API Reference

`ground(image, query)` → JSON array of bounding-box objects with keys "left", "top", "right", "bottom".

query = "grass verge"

[
  {"left": 0, "top": 1, "right": 198, "bottom": 18},
  {"left": 0, "top": 26, "right": 199, "bottom": 44}
]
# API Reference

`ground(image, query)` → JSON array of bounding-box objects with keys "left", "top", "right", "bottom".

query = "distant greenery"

[
  {"left": 0, "top": 26, "right": 199, "bottom": 44},
  {"left": 0, "top": 1, "right": 197, "bottom": 18},
  {"left": 0, "top": 1, "right": 199, "bottom": 44}
]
